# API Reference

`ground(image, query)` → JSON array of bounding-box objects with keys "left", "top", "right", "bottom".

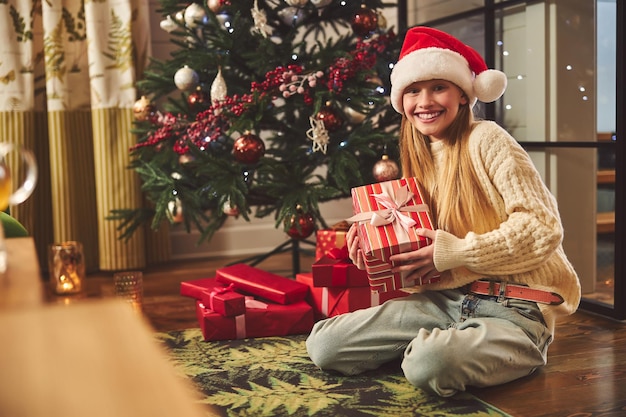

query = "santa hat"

[{"left": 390, "top": 26, "right": 507, "bottom": 113}]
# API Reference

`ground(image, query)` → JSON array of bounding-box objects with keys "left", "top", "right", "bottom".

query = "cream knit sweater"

[{"left": 421, "top": 121, "right": 581, "bottom": 332}]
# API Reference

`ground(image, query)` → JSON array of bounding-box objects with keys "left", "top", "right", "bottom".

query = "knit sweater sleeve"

[{"left": 433, "top": 121, "right": 565, "bottom": 276}]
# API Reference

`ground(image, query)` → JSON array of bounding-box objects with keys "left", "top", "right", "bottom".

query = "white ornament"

[
  {"left": 210, "top": 67, "right": 227, "bottom": 102},
  {"left": 160, "top": 16, "right": 178, "bottom": 32},
  {"left": 174, "top": 66, "right": 200, "bottom": 91},
  {"left": 306, "top": 116, "right": 330, "bottom": 154},
  {"left": 184, "top": 3, "right": 208, "bottom": 28}
]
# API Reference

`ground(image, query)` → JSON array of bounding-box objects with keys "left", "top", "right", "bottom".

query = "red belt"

[{"left": 469, "top": 280, "right": 564, "bottom": 305}]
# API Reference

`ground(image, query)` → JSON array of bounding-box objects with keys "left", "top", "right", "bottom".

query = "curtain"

[{"left": 0, "top": 0, "right": 171, "bottom": 273}]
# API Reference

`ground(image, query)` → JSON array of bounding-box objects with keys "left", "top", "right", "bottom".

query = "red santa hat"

[{"left": 390, "top": 26, "right": 507, "bottom": 113}]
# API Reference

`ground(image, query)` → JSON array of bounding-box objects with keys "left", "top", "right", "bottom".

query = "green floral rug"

[{"left": 156, "top": 329, "right": 511, "bottom": 417}]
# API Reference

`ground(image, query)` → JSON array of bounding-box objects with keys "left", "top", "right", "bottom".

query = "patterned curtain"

[{"left": 0, "top": 0, "right": 171, "bottom": 272}]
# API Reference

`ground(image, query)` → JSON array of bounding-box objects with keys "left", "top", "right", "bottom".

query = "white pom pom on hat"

[{"left": 390, "top": 26, "right": 507, "bottom": 113}]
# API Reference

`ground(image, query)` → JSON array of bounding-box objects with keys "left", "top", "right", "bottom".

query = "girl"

[{"left": 306, "top": 27, "right": 581, "bottom": 397}]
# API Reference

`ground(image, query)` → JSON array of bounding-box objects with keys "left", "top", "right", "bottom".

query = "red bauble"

[
  {"left": 233, "top": 132, "right": 265, "bottom": 165},
  {"left": 187, "top": 88, "right": 210, "bottom": 111},
  {"left": 285, "top": 212, "right": 315, "bottom": 240},
  {"left": 315, "top": 107, "right": 342, "bottom": 132},
  {"left": 351, "top": 6, "right": 378, "bottom": 37}
]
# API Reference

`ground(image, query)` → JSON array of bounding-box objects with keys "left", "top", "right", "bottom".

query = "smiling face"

[{"left": 401, "top": 79, "right": 468, "bottom": 142}]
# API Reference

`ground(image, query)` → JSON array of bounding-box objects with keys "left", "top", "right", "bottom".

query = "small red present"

[
  {"left": 315, "top": 223, "right": 349, "bottom": 261},
  {"left": 215, "top": 263, "right": 309, "bottom": 305},
  {"left": 296, "top": 273, "right": 408, "bottom": 319},
  {"left": 349, "top": 177, "right": 439, "bottom": 292},
  {"left": 311, "top": 249, "right": 369, "bottom": 288},
  {"left": 180, "top": 278, "right": 246, "bottom": 317},
  {"left": 195, "top": 298, "right": 314, "bottom": 341}
]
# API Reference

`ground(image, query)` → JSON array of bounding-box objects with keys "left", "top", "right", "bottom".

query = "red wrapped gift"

[
  {"left": 315, "top": 228, "right": 348, "bottom": 261},
  {"left": 180, "top": 278, "right": 246, "bottom": 317},
  {"left": 215, "top": 263, "right": 309, "bottom": 305},
  {"left": 296, "top": 273, "right": 408, "bottom": 319},
  {"left": 311, "top": 249, "right": 369, "bottom": 288},
  {"left": 195, "top": 298, "right": 314, "bottom": 341},
  {"left": 349, "top": 177, "right": 439, "bottom": 292}
]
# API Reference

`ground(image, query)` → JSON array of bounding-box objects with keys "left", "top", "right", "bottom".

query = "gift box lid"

[
  {"left": 180, "top": 277, "right": 226, "bottom": 299},
  {"left": 215, "top": 263, "right": 309, "bottom": 304}
]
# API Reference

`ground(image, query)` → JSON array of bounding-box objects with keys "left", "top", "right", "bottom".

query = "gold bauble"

[
  {"left": 372, "top": 155, "right": 400, "bottom": 182},
  {"left": 167, "top": 199, "right": 184, "bottom": 223},
  {"left": 133, "top": 96, "right": 155, "bottom": 121}
]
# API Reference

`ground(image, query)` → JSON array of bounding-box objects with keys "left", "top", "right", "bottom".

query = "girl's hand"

[
  {"left": 389, "top": 228, "right": 439, "bottom": 281},
  {"left": 346, "top": 223, "right": 366, "bottom": 270}
]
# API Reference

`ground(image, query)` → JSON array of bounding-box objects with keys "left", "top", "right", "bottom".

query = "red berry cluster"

[
  {"left": 131, "top": 112, "right": 186, "bottom": 151},
  {"left": 251, "top": 64, "right": 303, "bottom": 93},
  {"left": 180, "top": 93, "right": 256, "bottom": 153},
  {"left": 134, "top": 31, "right": 395, "bottom": 156},
  {"left": 251, "top": 64, "right": 319, "bottom": 105},
  {"left": 327, "top": 32, "right": 395, "bottom": 92}
]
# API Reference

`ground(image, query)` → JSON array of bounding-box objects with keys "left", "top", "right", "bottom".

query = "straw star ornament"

[{"left": 306, "top": 116, "right": 330, "bottom": 154}]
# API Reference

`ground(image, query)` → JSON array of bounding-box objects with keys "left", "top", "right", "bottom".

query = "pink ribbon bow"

[
  {"left": 369, "top": 187, "right": 417, "bottom": 231},
  {"left": 208, "top": 283, "right": 236, "bottom": 312}
]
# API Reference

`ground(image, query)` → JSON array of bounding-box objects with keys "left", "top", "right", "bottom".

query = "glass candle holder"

[
  {"left": 113, "top": 271, "right": 144, "bottom": 312},
  {"left": 48, "top": 241, "right": 85, "bottom": 295}
]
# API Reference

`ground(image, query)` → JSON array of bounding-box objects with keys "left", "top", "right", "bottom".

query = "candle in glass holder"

[
  {"left": 48, "top": 241, "right": 85, "bottom": 295},
  {"left": 113, "top": 271, "right": 144, "bottom": 312}
]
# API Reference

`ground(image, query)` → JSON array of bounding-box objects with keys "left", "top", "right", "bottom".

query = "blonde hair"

[{"left": 399, "top": 104, "right": 500, "bottom": 237}]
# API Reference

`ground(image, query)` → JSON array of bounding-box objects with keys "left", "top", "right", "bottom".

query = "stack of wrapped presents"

[
  {"left": 181, "top": 178, "right": 437, "bottom": 341},
  {"left": 181, "top": 264, "right": 314, "bottom": 341}
]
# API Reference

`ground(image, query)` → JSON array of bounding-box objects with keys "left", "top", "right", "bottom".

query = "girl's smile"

[{"left": 402, "top": 79, "right": 468, "bottom": 141}]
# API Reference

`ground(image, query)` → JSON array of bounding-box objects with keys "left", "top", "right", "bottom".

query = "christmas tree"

[{"left": 112, "top": 0, "right": 404, "bottom": 244}]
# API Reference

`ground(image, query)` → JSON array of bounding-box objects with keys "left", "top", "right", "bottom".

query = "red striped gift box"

[{"left": 349, "top": 177, "right": 439, "bottom": 292}]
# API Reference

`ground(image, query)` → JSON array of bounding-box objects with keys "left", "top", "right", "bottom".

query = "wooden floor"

[{"left": 83, "top": 251, "right": 626, "bottom": 417}]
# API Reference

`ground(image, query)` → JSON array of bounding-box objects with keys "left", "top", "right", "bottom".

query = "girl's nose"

[{"left": 417, "top": 92, "right": 433, "bottom": 107}]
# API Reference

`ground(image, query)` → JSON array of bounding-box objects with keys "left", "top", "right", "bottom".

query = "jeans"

[{"left": 306, "top": 289, "right": 553, "bottom": 397}]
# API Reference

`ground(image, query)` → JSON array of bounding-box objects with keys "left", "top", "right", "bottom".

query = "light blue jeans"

[{"left": 306, "top": 289, "right": 553, "bottom": 397}]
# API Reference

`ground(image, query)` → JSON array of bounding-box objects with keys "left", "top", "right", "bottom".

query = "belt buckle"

[{"left": 487, "top": 280, "right": 508, "bottom": 303}]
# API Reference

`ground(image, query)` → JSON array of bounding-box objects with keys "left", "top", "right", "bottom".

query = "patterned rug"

[{"left": 156, "top": 329, "right": 512, "bottom": 417}]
